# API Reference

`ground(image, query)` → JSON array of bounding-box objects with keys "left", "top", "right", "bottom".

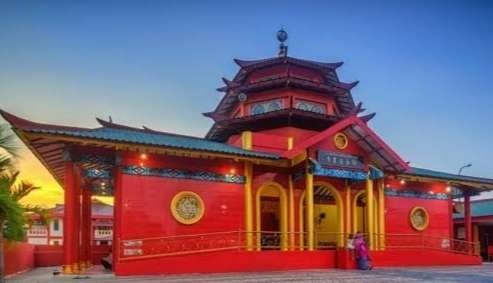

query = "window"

[
  {"left": 250, "top": 99, "right": 283, "bottom": 115},
  {"left": 295, "top": 100, "right": 326, "bottom": 114},
  {"left": 53, "top": 219, "right": 59, "bottom": 231},
  {"left": 53, "top": 240, "right": 60, "bottom": 246}
]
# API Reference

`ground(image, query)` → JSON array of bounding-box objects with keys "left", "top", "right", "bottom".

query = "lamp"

[{"left": 458, "top": 163, "right": 472, "bottom": 175}]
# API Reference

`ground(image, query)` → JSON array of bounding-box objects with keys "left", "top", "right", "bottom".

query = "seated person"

[{"left": 101, "top": 253, "right": 112, "bottom": 270}]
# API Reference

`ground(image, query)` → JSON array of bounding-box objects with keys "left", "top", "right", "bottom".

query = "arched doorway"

[
  {"left": 299, "top": 181, "right": 344, "bottom": 249},
  {"left": 255, "top": 181, "right": 288, "bottom": 251},
  {"left": 352, "top": 191, "right": 378, "bottom": 236}
]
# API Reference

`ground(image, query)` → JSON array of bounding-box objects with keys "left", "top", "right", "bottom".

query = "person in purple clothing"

[{"left": 353, "top": 232, "right": 373, "bottom": 270}]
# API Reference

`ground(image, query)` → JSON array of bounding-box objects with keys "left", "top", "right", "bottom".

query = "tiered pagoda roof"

[{"left": 204, "top": 55, "right": 359, "bottom": 141}]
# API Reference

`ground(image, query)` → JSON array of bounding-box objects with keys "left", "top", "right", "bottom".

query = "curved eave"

[
  {"left": 205, "top": 109, "right": 341, "bottom": 141},
  {"left": 233, "top": 57, "right": 343, "bottom": 71},
  {"left": 399, "top": 168, "right": 493, "bottom": 191}
]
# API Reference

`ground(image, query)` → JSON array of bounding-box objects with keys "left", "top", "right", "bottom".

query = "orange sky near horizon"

[{"left": 14, "top": 139, "right": 113, "bottom": 208}]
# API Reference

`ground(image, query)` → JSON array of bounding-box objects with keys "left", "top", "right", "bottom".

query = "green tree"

[{"left": 0, "top": 124, "right": 47, "bottom": 283}]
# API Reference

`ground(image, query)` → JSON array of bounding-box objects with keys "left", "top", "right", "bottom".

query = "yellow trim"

[
  {"left": 244, "top": 161, "right": 254, "bottom": 250},
  {"left": 409, "top": 206, "right": 429, "bottom": 231},
  {"left": 299, "top": 190, "right": 305, "bottom": 251},
  {"left": 291, "top": 150, "right": 307, "bottom": 166},
  {"left": 314, "top": 181, "right": 345, "bottom": 248},
  {"left": 345, "top": 181, "right": 351, "bottom": 236},
  {"left": 287, "top": 137, "right": 294, "bottom": 150},
  {"left": 305, "top": 168, "right": 314, "bottom": 250},
  {"left": 299, "top": 181, "right": 345, "bottom": 249},
  {"left": 170, "top": 191, "right": 205, "bottom": 225},
  {"left": 366, "top": 178, "right": 375, "bottom": 250},
  {"left": 352, "top": 190, "right": 378, "bottom": 234},
  {"left": 377, "top": 179, "right": 386, "bottom": 250},
  {"left": 241, "top": 131, "right": 252, "bottom": 150},
  {"left": 352, "top": 190, "right": 365, "bottom": 234},
  {"left": 288, "top": 175, "right": 295, "bottom": 250},
  {"left": 255, "top": 181, "right": 288, "bottom": 251},
  {"left": 334, "top": 132, "right": 349, "bottom": 150}
]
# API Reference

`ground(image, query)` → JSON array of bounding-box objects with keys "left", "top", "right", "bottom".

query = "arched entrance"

[
  {"left": 255, "top": 181, "right": 288, "bottom": 251},
  {"left": 300, "top": 181, "right": 344, "bottom": 249},
  {"left": 352, "top": 190, "right": 378, "bottom": 235}
]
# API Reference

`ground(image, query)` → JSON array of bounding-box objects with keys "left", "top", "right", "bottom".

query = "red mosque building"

[{"left": 2, "top": 30, "right": 493, "bottom": 275}]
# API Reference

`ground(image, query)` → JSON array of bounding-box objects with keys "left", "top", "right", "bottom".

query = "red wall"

[
  {"left": 34, "top": 245, "right": 63, "bottom": 267},
  {"left": 372, "top": 250, "right": 481, "bottom": 266},
  {"left": 4, "top": 241, "right": 34, "bottom": 276},
  {"left": 386, "top": 196, "right": 451, "bottom": 237},
  {"left": 119, "top": 175, "right": 244, "bottom": 239},
  {"left": 115, "top": 250, "right": 335, "bottom": 276}
]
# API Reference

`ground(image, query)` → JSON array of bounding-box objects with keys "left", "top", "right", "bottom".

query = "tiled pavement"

[{"left": 7, "top": 264, "right": 493, "bottom": 283}]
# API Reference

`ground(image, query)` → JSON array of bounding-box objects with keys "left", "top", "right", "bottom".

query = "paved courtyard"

[{"left": 7, "top": 264, "right": 493, "bottom": 283}]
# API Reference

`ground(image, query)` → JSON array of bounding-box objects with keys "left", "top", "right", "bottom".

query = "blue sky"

[{"left": 1, "top": 0, "right": 492, "bottom": 182}]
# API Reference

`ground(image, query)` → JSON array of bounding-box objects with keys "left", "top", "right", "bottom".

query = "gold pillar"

[
  {"left": 241, "top": 131, "right": 252, "bottom": 150},
  {"left": 288, "top": 175, "right": 295, "bottom": 250},
  {"left": 345, "top": 181, "right": 351, "bottom": 237},
  {"left": 242, "top": 130, "right": 253, "bottom": 251},
  {"left": 366, "top": 178, "right": 375, "bottom": 250},
  {"left": 306, "top": 165, "right": 315, "bottom": 251},
  {"left": 244, "top": 163, "right": 253, "bottom": 250},
  {"left": 377, "top": 179, "right": 386, "bottom": 250}
]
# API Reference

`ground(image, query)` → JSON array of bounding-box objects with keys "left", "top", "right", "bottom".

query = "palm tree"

[{"left": 0, "top": 124, "right": 46, "bottom": 283}]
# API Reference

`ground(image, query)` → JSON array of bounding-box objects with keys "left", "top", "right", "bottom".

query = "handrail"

[{"left": 119, "top": 230, "right": 480, "bottom": 261}]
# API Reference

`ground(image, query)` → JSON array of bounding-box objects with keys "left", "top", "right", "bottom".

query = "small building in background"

[
  {"left": 454, "top": 198, "right": 493, "bottom": 260},
  {"left": 27, "top": 199, "right": 113, "bottom": 246}
]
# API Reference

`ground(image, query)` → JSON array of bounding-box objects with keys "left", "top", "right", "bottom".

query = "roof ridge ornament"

[{"left": 277, "top": 28, "right": 288, "bottom": 57}]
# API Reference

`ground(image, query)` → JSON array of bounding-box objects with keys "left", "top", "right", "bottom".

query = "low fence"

[{"left": 4, "top": 241, "right": 34, "bottom": 277}]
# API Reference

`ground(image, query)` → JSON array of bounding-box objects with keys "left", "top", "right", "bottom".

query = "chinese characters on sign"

[{"left": 317, "top": 150, "right": 365, "bottom": 170}]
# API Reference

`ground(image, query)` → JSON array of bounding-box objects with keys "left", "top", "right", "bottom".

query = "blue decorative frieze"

[
  {"left": 385, "top": 188, "right": 449, "bottom": 200},
  {"left": 369, "top": 166, "right": 384, "bottom": 180},
  {"left": 84, "top": 168, "right": 111, "bottom": 179},
  {"left": 121, "top": 165, "right": 246, "bottom": 184},
  {"left": 314, "top": 165, "right": 368, "bottom": 181},
  {"left": 76, "top": 154, "right": 115, "bottom": 166}
]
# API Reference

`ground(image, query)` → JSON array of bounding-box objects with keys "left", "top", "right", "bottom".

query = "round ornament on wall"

[
  {"left": 334, "top": 132, "right": 349, "bottom": 150},
  {"left": 170, "top": 191, "right": 205, "bottom": 225},
  {"left": 409, "top": 206, "right": 429, "bottom": 231}
]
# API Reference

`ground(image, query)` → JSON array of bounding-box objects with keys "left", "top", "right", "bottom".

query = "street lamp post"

[{"left": 458, "top": 163, "right": 472, "bottom": 175}]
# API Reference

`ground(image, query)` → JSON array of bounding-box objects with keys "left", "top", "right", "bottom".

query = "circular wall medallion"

[
  {"left": 170, "top": 191, "right": 205, "bottom": 225},
  {"left": 334, "top": 133, "right": 349, "bottom": 150},
  {"left": 409, "top": 206, "right": 429, "bottom": 231}
]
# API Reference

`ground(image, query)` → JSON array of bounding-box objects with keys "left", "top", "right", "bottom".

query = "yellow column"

[
  {"left": 306, "top": 165, "right": 315, "bottom": 251},
  {"left": 287, "top": 137, "right": 294, "bottom": 150},
  {"left": 288, "top": 175, "right": 295, "bottom": 250},
  {"left": 242, "top": 131, "right": 252, "bottom": 150},
  {"left": 377, "top": 179, "right": 386, "bottom": 250},
  {"left": 287, "top": 137, "right": 295, "bottom": 250},
  {"left": 366, "top": 178, "right": 375, "bottom": 250},
  {"left": 345, "top": 182, "right": 351, "bottom": 239},
  {"left": 244, "top": 162, "right": 253, "bottom": 250}
]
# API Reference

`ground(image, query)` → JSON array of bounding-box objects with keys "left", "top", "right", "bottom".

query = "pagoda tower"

[{"left": 205, "top": 29, "right": 360, "bottom": 152}]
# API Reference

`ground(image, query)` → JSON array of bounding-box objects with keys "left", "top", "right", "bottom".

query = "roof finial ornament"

[{"left": 277, "top": 28, "right": 288, "bottom": 57}]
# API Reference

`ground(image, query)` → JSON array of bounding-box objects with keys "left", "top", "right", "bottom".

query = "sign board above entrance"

[{"left": 317, "top": 150, "right": 365, "bottom": 171}]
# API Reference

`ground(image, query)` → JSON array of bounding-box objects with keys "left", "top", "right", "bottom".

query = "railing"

[
  {"left": 380, "top": 233, "right": 479, "bottom": 256},
  {"left": 119, "top": 231, "right": 480, "bottom": 261}
]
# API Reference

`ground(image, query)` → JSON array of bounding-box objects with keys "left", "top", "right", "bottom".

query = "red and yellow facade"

[{"left": 2, "top": 42, "right": 493, "bottom": 275}]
